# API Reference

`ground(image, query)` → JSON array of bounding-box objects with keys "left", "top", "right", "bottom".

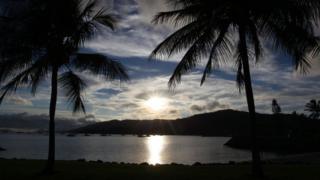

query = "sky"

[{"left": 1, "top": 0, "right": 320, "bottom": 124}]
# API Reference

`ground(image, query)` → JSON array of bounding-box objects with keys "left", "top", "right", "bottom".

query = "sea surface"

[{"left": 0, "top": 134, "right": 282, "bottom": 164}]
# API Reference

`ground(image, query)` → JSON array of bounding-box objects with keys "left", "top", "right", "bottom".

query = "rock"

[{"left": 0, "top": 147, "right": 6, "bottom": 151}]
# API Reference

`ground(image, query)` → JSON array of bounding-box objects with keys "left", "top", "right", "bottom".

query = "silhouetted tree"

[
  {"left": 305, "top": 100, "right": 320, "bottom": 120},
  {"left": 272, "top": 99, "right": 284, "bottom": 136},
  {"left": 150, "top": 0, "right": 320, "bottom": 177},
  {"left": 0, "top": 0, "right": 129, "bottom": 173},
  {"left": 272, "top": 99, "right": 281, "bottom": 114}
]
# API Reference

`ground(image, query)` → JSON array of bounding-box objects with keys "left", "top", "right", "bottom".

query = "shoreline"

[
  {"left": 1, "top": 159, "right": 320, "bottom": 180},
  {"left": 2, "top": 151, "right": 320, "bottom": 165}
]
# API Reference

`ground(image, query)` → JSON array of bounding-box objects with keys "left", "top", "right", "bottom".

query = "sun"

[{"left": 145, "top": 96, "right": 168, "bottom": 112}]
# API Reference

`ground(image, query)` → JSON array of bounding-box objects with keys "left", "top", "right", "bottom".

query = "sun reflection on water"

[{"left": 146, "top": 135, "right": 166, "bottom": 165}]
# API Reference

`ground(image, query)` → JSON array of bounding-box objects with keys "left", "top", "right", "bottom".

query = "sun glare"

[
  {"left": 145, "top": 96, "right": 168, "bottom": 112},
  {"left": 147, "top": 135, "right": 166, "bottom": 165}
]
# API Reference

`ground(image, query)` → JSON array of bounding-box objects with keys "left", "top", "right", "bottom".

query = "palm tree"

[
  {"left": 150, "top": 0, "right": 320, "bottom": 177},
  {"left": 0, "top": 0, "right": 129, "bottom": 173},
  {"left": 305, "top": 100, "right": 320, "bottom": 120}
]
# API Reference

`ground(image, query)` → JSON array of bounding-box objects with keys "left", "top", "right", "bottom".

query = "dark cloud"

[
  {"left": 207, "top": 101, "right": 230, "bottom": 111},
  {"left": 169, "top": 110, "right": 178, "bottom": 114},
  {"left": 190, "top": 101, "right": 230, "bottom": 113},
  {"left": 190, "top": 105, "right": 205, "bottom": 112},
  {"left": 120, "top": 103, "right": 139, "bottom": 109},
  {"left": 135, "top": 92, "right": 149, "bottom": 100},
  {"left": 134, "top": 89, "right": 170, "bottom": 100},
  {"left": 7, "top": 96, "right": 33, "bottom": 106}
]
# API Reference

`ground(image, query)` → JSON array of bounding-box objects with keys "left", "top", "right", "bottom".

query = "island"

[{"left": 70, "top": 109, "right": 320, "bottom": 153}]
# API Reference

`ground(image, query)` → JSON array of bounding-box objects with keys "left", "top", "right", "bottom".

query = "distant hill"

[
  {"left": 70, "top": 109, "right": 319, "bottom": 137},
  {"left": 0, "top": 113, "right": 95, "bottom": 132}
]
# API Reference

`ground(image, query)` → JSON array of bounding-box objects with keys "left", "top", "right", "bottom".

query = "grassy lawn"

[{"left": 0, "top": 159, "right": 320, "bottom": 180}]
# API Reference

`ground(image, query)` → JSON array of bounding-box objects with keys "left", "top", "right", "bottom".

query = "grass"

[{"left": 0, "top": 159, "right": 320, "bottom": 180}]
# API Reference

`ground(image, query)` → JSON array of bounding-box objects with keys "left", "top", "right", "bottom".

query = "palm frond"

[
  {"left": 59, "top": 71, "right": 87, "bottom": 114},
  {"left": 68, "top": 20, "right": 97, "bottom": 47},
  {"left": 79, "top": 0, "right": 97, "bottom": 19},
  {"left": 260, "top": 14, "right": 318, "bottom": 73},
  {"left": 150, "top": 20, "right": 206, "bottom": 59},
  {"left": 305, "top": 99, "right": 317, "bottom": 111},
  {"left": 0, "top": 55, "right": 50, "bottom": 104},
  {"left": 67, "top": 1, "right": 116, "bottom": 48},
  {"left": 168, "top": 27, "right": 216, "bottom": 88},
  {"left": 0, "top": 50, "right": 33, "bottom": 83},
  {"left": 309, "top": 36, "right": 320, "bottom": 57},
  {"left": 72, "top": 53, "right": 129, "bottom": 81},
  {"left": 305, "top": 99, "right": 320, "bottom": 119},
  {"left": 93, "top": 10, "right": 117, "bottom": 30},
  {"left": 151, "top": 0, "right": 320, "bottom": 93},
  {"left": 152, "top": 6, "right": 201, "bottom": 27},
  {"left": 201, "top": 25, "right": 232, "bottom": 85},
  {"left": 0, "top": 67, "right": 33, "bottom": 105},
  {"left": 29, "top": 55, "right": 50, "bottom": 95},
  {"left": 247, "top": 21, "right": 263, "bottom": 61}
]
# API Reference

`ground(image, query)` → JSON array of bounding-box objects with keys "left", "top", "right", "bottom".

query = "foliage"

[
  {"left": 150, "top": 0, "right": 320, "bottom": 88},
  {"left": 0, "top": 0, "right": 129, "bottom": 113},
  {"left": 305, "top": 99, "right": 320, "bottom": 120},
  {"left": 272, "top": 99, "right": 281, "bottom": 114}
]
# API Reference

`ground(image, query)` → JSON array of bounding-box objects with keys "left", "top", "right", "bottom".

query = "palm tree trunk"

[
  {"left": 238, "top": 25, "right": 264, "bottom": 178},
  {"left": 44, "top": 65, "right": 58, "bottom": 173}
]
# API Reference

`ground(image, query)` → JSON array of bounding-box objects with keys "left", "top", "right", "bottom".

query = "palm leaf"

[
  {"left": 72, "top": 53, "right": 129, "bottom": 81},
  {"left": 168, "top": 26, "right": 216, "bottom": 88},
  {"left": 93, "top": 10, "right": 117, "bottom": 30},
  {"left": 59, "top": 71, "right": 87, "bottom": 113},
  {"left": 150, "top": 20, "right": 207, "bottom": 59},
  {"left": 201, "top": 25, "right": 232, "bottom": 85},
  {"left": 0, "top": 50, "right": 33, "bottom": 83},
  {"left": 260, "top": 16, "right": 317, "bottom": 73},
  {"left": 247, "top": 21, "right": 263, "bottom": 61},
  {"left": 0, "top": 55, "right": 50, "bottom": 104},
  {"left": 79, "top": 0, "right": 97, "bottom": 19},
  {"left": 152, "top": 6, "right": 201, "bottom": 27},
  {"left": 67, "top": 2, "right": 116, "bottom": 48},
  {"left": 68, "top": 20, "right": 97, "bottom": 47},
  {"left": 29, "top": 55, "right": 50, "bottom": 95},
  {"left": 0, "top": 67, "right": 33, "bottom": 105}
]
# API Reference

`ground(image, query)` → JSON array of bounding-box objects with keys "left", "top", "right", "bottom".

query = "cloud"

[
  {"left": 169, "top": 110, "right": 178, "bottom": 114},
  {"left": 190, "top": 99, "right": 231, "bottom": 113},
  {"left": 207, "top": 101, "right": 230, "bottom": 111},
  {"left": 2, "top": 44, "right": 320, "bottom": 121},
  {"left": 7, "top": 96, "right": 33, "bottom": 106},
  {"left": 1, "top": 0, "right": 320, "bottom": 124},
  {"left": 190, "top": 105, "right": 205, "bottom": 112},
  {"left": 136, "top": 0, "right": 168, "bottom": 22},
  {"left": 84, "top": 0, "right": 172, "bottom": 58}
]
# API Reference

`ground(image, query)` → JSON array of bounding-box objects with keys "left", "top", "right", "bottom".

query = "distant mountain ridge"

[
  {"left": 0, "top": 113, "right": 95, "bottom": 132},
  {"left": 71, "top": 109, "right": 317, "bottom": 137}
]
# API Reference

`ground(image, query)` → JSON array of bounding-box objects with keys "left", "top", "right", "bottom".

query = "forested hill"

[{"left": 70, "top": 110, "right": 318, "bottom": 137}]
